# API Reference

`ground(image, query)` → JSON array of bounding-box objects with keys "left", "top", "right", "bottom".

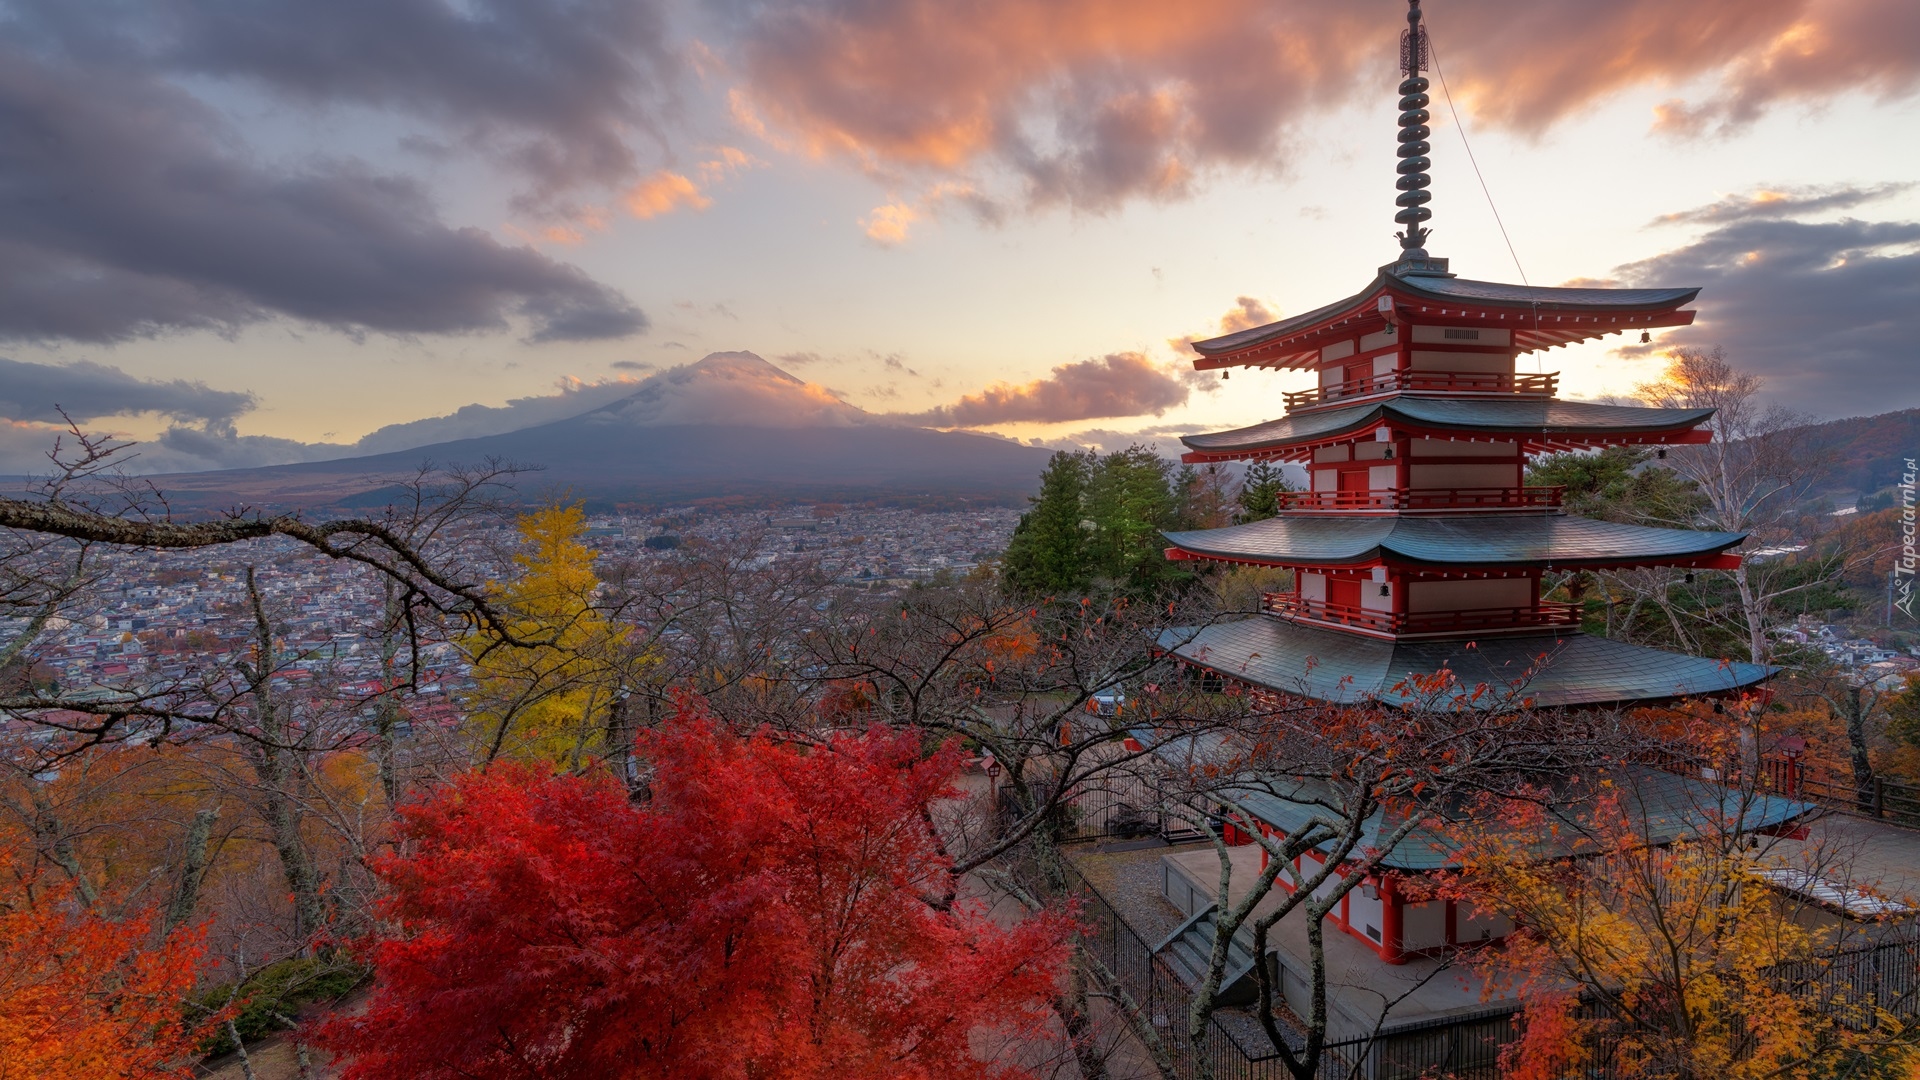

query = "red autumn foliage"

[
  {"left": 320, "top": 707, "right": 1072, "bottom": 1079},
  {"left": 0, "top": 858, "right": 215, "bottom": 1080}
]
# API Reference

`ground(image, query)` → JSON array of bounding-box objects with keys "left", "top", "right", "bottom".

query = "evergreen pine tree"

[
  {"left": 1001, "top": 450, "right": 1093, "bottom": 595},
  {"left": 1235, "top": 460, "right": 1290, "bottom": 522}
]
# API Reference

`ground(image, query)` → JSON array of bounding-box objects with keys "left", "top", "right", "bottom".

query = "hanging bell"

[
  {"left": 1640, "top": 331, "right": 1651, "bottom": 344},
  {"left": 1222, "top": 370, "right": 1230, "bottom": 380}
]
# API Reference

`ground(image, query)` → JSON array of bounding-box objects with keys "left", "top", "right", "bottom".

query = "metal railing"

[
  {"left": 1284, "top": 370, "right": 1557, "bottom": 411},
  {"left": 1763, "top": 757, "right": 1920, "bottom": 826},
  {"left": 1273, "top": 487, "right": 1563, "bottom": 512},
  {"left": 1261, "top": 594, "right": 1581, "bottom": 635}
]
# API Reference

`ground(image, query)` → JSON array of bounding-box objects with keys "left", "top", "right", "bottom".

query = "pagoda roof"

[
  {"left": 1191, "top": 266, "right": 1700, "bottom": 371},
  {"left": 1155, "top": 618, "right": 1774, "bottom": 708},
  {"left": 1162, "top": 513, "right": 1744, "bottom": 570},
  {"left": 1181, "top": 397, "right": 1715, "bottom": 463},
  {"left": 1216, "top": 767, "right": 1809, "bottom": 873}
]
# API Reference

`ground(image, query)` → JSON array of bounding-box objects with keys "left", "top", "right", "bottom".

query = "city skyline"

[{"left": 2, "top": 0, "right": 1916, "bottom": 476}]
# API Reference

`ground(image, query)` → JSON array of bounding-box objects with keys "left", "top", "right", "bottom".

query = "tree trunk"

[
  {"left": 165, "top": 806, "right": 219, "bottom": 931},
  {"left": 1842, "top": 685, "right": 1875, "bottom": 811},
  {"left": 1733, "top": 561, "right": 1769, "bottom": 665}
]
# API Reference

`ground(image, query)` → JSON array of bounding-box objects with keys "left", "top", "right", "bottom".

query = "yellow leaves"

[{"left": 462, "top": 502, "right": 623, "bottom": 765}]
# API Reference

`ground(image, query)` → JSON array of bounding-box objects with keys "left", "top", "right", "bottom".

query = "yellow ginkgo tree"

[{"left": 462, "top": 503, "right": 627, "bottom": 767}]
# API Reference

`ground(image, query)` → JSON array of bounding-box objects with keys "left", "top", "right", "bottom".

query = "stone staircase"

[{"left": 1153, "top": 904, "right": 1266, "bottom": 1006}]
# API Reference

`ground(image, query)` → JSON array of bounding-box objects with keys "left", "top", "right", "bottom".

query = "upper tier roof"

[
  {"left": 1180, "top": 397, "right": 1716, "bottom": 463},
  {"left": 1190, "top": 265, "right": 1700, "bottom": 370},
  {"left": 1155, "top": 618, "right": 1773, "bottom": 708},
  {"left": 1161, "top": 513, "right": 1744, "bottom": 569}
]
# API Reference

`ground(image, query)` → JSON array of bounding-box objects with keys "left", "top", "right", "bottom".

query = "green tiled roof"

[
  {"left": 1181, "top": 398, "right": 1714, "bottom": 456},
  {"left": 1192, "top": 271, "right": 1699, "bottom": 356},
  {"left": 1162, "top": 514, "right": 1745, "bottom": 568},
  {"left": 1156, "top": 618, "right": 1773, "bottom": 707},
  {"left": 1218, "top": 767, "right": 1808, "bottom": 872}
]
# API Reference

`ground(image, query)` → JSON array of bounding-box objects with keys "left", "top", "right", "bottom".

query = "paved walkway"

[{"left": 1159, "top": 844, "right": 1499, "bottom": 1040}]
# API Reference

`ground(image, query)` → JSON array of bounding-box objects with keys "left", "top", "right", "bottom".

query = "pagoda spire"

[{"left": 1394, "top": 0, "right": 1433, "bottom": 259}]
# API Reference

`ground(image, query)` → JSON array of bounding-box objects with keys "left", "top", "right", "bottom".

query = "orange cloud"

[
  {"left": 862, "top": 201, "right": 919, "bottom": 245},
  {"left": 905, "top": 352, "right": 1191, "bottom": 427},
  {"left": 624, "top": 171, "right": 713, "bottom": 219},
  {"left": 729, "top": 0, "right": 1920, "bottom": 208},
  {"left": 1169, "top": 296, "right": 1280, "bottom": 353}
]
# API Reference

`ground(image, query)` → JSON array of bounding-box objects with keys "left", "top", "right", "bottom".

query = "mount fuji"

[{"left": 143, "top": 353, "right": 1052, "bottom": 508}]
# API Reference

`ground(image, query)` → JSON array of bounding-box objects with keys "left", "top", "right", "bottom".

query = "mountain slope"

[{"left": 142, "top": 352, "right": 1052, "bottom": 507}]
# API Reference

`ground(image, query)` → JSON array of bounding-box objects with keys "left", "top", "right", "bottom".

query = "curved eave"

[
  {"left": 1155, "top": 619, "right": 1776, "bottom": 710},
  {"left": 1179, "top": 401, "right": 1717, "bottom": 465},
  {"left": 1159, "top": 515, "right": 1747, "bottom": 571},
  {"left": 1190, "top": 272, "right": 1700, "bottom": 371}
]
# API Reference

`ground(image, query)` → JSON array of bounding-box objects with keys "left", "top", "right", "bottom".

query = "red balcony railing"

[
  {"left": 1261, "top": 594, "right": 1581, "bottom": 635},
  {"left": 1273, "top": 486, "right": 1563, "bottom": 512},
  {"left": 1284, "top": 370, "right": 1557, "bottom": 411}
]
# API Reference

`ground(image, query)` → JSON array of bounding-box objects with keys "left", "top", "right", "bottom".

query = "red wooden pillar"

[{"left": 1379, "top": 874, "right": 1407, "bottom": 965}]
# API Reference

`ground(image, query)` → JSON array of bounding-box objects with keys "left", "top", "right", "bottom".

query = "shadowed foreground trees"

[{"left": 319, "top": 705, "right": 1072, "bottom": 1080}]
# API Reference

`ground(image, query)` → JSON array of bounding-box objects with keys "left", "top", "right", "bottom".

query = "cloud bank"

[
  {"left": 1617, "top": 185, "right": 1920, "bottom": 417},
  {"left": 904, "top": 352, "right": 1195, "bottom": 427}
]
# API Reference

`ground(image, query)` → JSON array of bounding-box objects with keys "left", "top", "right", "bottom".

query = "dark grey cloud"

[
  {"left": 7, "top": 0, "right": 678, "bottom": 210},
  {"left": 1618, "top": 195, "right": 1920, "bottom": 417},
  {"left": 0, "top": 357, "right": 256, "bottom": 425},
  {"left": 0, "top": 47, "right": 647, "bottom": 344},
  {"left": 1652, "top": 184, "right": 1915, "bottom": 226}
]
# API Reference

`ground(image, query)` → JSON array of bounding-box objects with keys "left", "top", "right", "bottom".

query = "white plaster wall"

[
  {"left": 1409, "top": 350, "right": 1512, "bottom": 373},
  {"left": 1409, "top": 463, "right": 1520, "bottom": 489},
  {"left": 1313, "top": 445, "right": 1351, "bottom": 463},
  {"left": 1300, "top": 573, "right": 1326, "bottom": 601},
  {"left": 1320, "top": 339, "right": 1355, "bottom": 362},
  {"left": 1346, "top": 883, "right": 1385, "bottom": 945},
  {"left": 1355, "top": 442, "right": 1392, "bottom": 461},
  {"left": 1369, "top": 464, "right": 1398, "bottom": 489},
  {"left": 1403, "top": 900, "right": 1447, "bottom": 951},
  {"left": 1373, "top": 353, "right": 1397, "bottom": 376},
  {"left": 1407, "top": 578, "right": 1532, "bottom": 613},
  {"left": 1457, "top": 903, "right": 1515, "bottom": 943},
  {"left": 1361, "top": 580, "right": 1392, "bottom": 612},
  {"left": 1360, "top": 330, "right": 1396, "bottom": 351},
  {"left": 1312, "top": 469, "right": 1337, "bottom": 492}
]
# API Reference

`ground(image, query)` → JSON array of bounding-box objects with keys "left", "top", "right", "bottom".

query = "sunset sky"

[{"left": 2, "top": 0, "right": 1917, "bottom": 474}]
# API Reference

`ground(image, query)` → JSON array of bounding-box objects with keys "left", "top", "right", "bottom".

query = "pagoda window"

[{"left": 1411, "top": 325, "right": 1511, "bottom": 346}]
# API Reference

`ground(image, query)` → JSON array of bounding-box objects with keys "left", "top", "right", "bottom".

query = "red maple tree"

[
  {"left": 0, "top": 858, "right": 214, "bottom": 1080},
  {"left": 321, "top": 707, "right": 1071, "bottom": 1079}
]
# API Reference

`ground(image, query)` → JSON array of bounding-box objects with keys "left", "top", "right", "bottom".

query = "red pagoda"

[{"left": 1157, "top": 0, "right": 1772, "bottom": 710}]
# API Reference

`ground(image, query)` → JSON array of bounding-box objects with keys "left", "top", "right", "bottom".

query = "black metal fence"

[{"left": 1065, "top": 854, "right": 1920, "bottom": 1080}]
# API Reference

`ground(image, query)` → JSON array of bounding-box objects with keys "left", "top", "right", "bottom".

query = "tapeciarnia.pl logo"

[{"left": 1898, "top": 457, "right": 1917, "bottom": 619}]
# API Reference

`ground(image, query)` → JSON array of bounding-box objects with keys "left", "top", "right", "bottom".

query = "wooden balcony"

[
  {"left": 1274, "top": 486, "right": 1564, "bottom": 512},
  {"left": 1261, "top": 594, "right": 1581, "bottom": 636},
  {"left": 1283, "top": 370, "right": 1557, "bottom": 411}
]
